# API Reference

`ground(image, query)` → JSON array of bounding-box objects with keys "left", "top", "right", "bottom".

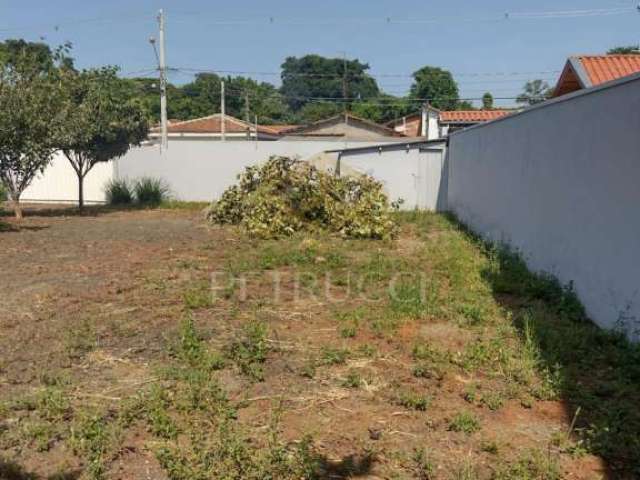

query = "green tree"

[
  {"left": 0, "top": 42, "right": 64, "bottom": 219},
  {"left": 482, "top": 92, "right": 494, "bottom": 109},
  {"left": 280, "top": 55, "right": 379, "bottom": 111},
  {"left": 58, "top": 67, "right": 148, "bottom": 209},
  {"left": 409, "top": 66, "right": 459, "bottom": 110},
  {"left": 516, "top": 80, "right": 552, "bottom": 105},
  {"left": 607, "top": 45, "right": 639, "bottom": 54},
  {"left": 296, "top": 102, "right": 342, "bottom": 123},
  {"left": 350, "top": 95, "right": 414, "bottom": 124}
]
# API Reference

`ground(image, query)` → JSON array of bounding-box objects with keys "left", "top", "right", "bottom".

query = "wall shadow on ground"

[
  {"left": 0, "top": 459, "right": 80, "bottom": 480},
  {"left": 445, "top": 215, "right": 640, "bottom": 478}
]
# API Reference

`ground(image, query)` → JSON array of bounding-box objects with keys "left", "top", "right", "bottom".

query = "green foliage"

[
  {"left": 225, "top": 320, "right": 270, "bottom": 381},
  {"left": 208, "top": 156, "right": 398, "bottom": 239},
  {"left": 448, "top": 411, "right": 481, "bottom": 434},
  {"left": 492, "top": 449, "right": 560, "bottom": 480},
  {"left": 395, "top": 390, "right": 430, "bottom": 411},
  {"left": 350, "top": 95, "right": 414, "bottom": 124},
  {"left": 516, "top": 79, "right": 552, "bottom": 105},
  {"left": 0, "top": 41, "right": 66, "bottom": 218},
  {"left": 58, "top": 66, "right": 149, "bottom": 208},
  {"left": 296, "top": 101, "right": 342, "bottom": 122},
  {"left": 320, "top": 346, "right": 349, "bottom": 365},
  {"left": 104, "top": 178, "right": 133, "bottom": 205},
  {"left": 134, "top": 176, "right": 171, "bottom": 206},
  {"left": 280, "top": 54, "right": 379, "bottom": 111},
  {"left": 410, "top": 66, "right": 459, "bottom": 110},
  {"left": 0, "top": 181, "right": 7, "bottom": 201},
  {"left": 607, "top": 45, "right": 639, "bottom": 54},
  {"left": 482, "top": 92, "right": 494, "bottom": 109}
]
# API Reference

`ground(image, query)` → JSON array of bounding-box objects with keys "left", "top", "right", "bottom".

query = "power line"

[
  {"left": 169, "top": 6, "right": 635, "bottom": 25},
  {"left": 173, "top": 66, "right": 561, "bottom": 79}
]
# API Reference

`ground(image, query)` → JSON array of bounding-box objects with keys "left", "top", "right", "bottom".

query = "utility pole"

[
  {"left": 342, "top": 51, "right": 348, "bottom": 113},
  {"left": 157, "top": 9, "right": 168, "bottom": 151},
  {"left": 244, "top": 92, "right": 251, "bottom": 140},
  {"left": 220, "top": 80, "right": 226, "bottom": 141}
]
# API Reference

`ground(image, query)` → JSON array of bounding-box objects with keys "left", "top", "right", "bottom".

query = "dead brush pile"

[{"left": 207, "top": 156, "right": 398, "bottom": 239}]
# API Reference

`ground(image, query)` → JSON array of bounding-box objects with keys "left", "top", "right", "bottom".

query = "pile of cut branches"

[{"left": 207, "top": 156, "right": 398, "bottom": 239}]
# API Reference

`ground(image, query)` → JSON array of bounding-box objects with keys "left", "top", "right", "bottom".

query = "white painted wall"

[
  {"left": 339, "top": 145, "right": 447, "bottom": 211},
  {"left": 448, "top": 74, "right": 640, "bottom": 339},
  {"left": 115, "top": 140, "right": 395, "bottom": 202},
  {"left": 22, "top": 152, "right": 114, "bottom": 204}
]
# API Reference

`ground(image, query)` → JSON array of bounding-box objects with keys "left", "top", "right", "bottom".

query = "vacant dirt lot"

[{"left": 1, "top": 205, "right": 638, "bottom": 479}]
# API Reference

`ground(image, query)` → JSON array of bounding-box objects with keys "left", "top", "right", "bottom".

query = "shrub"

[
  {"left": 0, "top": 181, "right": 7, "bottom": 201},
  {"left": 104, "top": 178, "right": 133, "bottom": 205},
  {"left": 207, "top": 156, "right": 398, "bottom": 239},
  {"left": 134, "top": 177, "right": 170, "bottom": 206}
]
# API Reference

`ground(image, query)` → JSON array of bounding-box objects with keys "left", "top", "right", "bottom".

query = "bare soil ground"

[{"left": 1, "top": 205, "right": 638, "bottom": 479}]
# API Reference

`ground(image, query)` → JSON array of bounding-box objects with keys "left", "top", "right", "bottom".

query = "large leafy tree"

[
  {"left": 516, "top": 80, "right": 552, "bottom": 105},
  {"left": 350, "top": 95, "right": 414, "bottom": 124},
  {"left": 280, "top": 55, "right": 379, "bottom": 112},
  {"left": 58, "top": 67, "right": 148, "bottom": 209},
  {"left": 409, "top": 66, "right": 459, "bottom": 110},
  {"left": 0, "top": 41, "right": 65, "bottom": 219}
]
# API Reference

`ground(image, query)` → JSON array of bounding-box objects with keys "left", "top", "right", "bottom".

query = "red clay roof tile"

[{"left": 439, "top": 110, "right": 511, "bottom": 123}]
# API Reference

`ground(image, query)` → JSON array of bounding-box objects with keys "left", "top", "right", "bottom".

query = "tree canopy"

[
  {"left": 58, "top": 67, "right": 148, "bottom": 209},
  {"left": 409, "top": 66, "right": 459, "bottom": 110},
  {"left": 482, "top": 92, "right": 494, "bottom": 109},
  {"left": 0, "top": 41, "right": 65, "bottom": 218},
  {"left": 607, "top": 45, "right": 640, "bottom": 55},
  {"left": 280, "top": 55, "right": 379, "bottom": 111},
  {"left": 516, "top": 80, "right": 553, "bottom": 105}
]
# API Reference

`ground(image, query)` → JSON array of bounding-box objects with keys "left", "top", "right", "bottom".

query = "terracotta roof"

[
  {"left": 262, "top": 124, "right": 299, "bottom": 134},
  {"left": 553, "top": 55, "right": 640, "bottom": 97},
  {"left": 285, "top": 113, "right": 404, "bottom": 137},
  {"left": 439, "top": 110, "right": 511, "bottom": 123},
  {"left": 151, "top": 114, "right": 286, "bottom": 136},
  {"left": 578, "top": 55, "right": 640, "bottom": 86}
]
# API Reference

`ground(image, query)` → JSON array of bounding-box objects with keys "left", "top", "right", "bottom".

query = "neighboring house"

[
  {"left": 386, "top": 106, "right": 440, "bottom": 140},
  {"left": 388, "top": 107, "right": 511, "bottom": 138},
  {"left": 438, "top": 110, "right": 511, "bottom": 136},
  {"left": 553, "top": 54, "right": 640, "bottom": 97},
  {"left": 280, "top": 113, "right": 405, "bottom": 142},
  {"left": 149, "top": 114, "right": 293, "bottom": 141}
]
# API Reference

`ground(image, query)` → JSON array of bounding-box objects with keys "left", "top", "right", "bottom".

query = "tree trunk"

[
  {"left": 13, "top": 198, "right": 22, "bottom": 220},
  {"left": 78, "top": 172, "right": 84, "bottom": 211}
]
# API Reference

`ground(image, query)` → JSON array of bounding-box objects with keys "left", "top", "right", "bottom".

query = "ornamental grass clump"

[{"left": 208, "top": 156, "right": 398, "bottom": 239}]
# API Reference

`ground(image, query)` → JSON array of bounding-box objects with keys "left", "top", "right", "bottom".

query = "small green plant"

[
  {"left": 449, "top": 411, "right": 481, "bottom": 435},
  {"left": 412, "top": 447, "right": 434, "bottom": 479},
  {"left": 395, "top": 390, "right": 430, "bottom": 411},
  {"left": 183, "top": 283, "right": 213, "bottom": 310},
  {"left": 300, "top": 358, "right": 317, "bottom": 379},
  {"left": 341, "top": 370, "right": 362, "bottom": 388},
  {"left": 134, "top": 176, "right": 170, "bottom": 206},
  {"left": 71, "top": 411, "right": 112, "bottom": 480},
  {"left": 225, "top": 320, "right": 270, "bottom": 381},
  {"left": 492, "top": 448, "right": 561, "bottom": 480},
  {"left": 339, "top": 324, "right": 357, "bottom": 338},
  {"left": 104, "top": 178, "right": 133, "bottom": 205},
  {"left": 320, "top": 346, "right": 349, "bottom": 365},
  {"left": 63, "top": 318, "right": 97, "bottom": 359}
]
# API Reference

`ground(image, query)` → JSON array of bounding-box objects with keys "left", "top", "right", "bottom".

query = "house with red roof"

[
  {"left": 387, "top": 107, "right": 512, "bottom": 139},
  {"left": 553, "top": 54, "right": 640, "bottom": 97},
  {"left": 149, "top": 113, "right": 298, "bottom": 141}
]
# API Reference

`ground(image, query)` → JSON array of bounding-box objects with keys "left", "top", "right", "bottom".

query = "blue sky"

[{"left": 1, "top": 0, "right": 639, "bottom": 106}]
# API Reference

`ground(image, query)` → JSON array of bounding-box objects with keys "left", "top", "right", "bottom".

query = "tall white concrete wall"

[
  {"left": 22, "top": 152, "right": 114, "bottom": 204},
  {"left": 448, "top": 74, "right": 640, "bottom": 339},
  {"left": 115, "top": 140, "right": 394, "bottom": 202},
  {"left": 339, "top": 146, "right": 447, "bottom": 211}
]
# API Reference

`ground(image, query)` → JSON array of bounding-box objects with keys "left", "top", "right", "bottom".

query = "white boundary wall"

[
  {"left": 114, "top": 140, "right": 396, "bottom": 202},
  {"left": 448, "top": 73, "right": 640, "bottom": 339},
  {"left": 338, "top": 144, "right": 448, "bottom": 211},
  {"left": 22, "top": 152, "right": 114, "bottom": 204}
]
